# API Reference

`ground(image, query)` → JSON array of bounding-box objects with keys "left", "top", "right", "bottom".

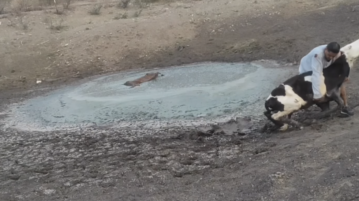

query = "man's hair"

[{"left": 326, "top": 42, "right": 340, "bottom": 54}]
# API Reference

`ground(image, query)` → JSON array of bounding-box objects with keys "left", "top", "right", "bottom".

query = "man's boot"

[{"left": 340, "top": 106, "right": 354, "bottom": 116}]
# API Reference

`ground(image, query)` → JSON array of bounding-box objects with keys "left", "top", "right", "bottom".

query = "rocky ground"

[{"left": 2, "top": 0, "right": 359, "bottom": 200}]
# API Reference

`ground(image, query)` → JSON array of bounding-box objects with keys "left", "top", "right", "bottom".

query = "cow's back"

[{"left": 282, "top": 72, "right": 313, "bottom": 101}]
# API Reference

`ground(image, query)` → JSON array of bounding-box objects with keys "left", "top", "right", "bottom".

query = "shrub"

[
  {"left": 117, "top": 0, "right": 130, "bottom": 9},
  {"left": 88, "top": 4, "right": 102, "bottom": 15}
]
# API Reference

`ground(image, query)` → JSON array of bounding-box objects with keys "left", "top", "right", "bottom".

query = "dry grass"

[
  {"left": 114, "top": 12, "right": 127, "bottom": 19},
  {"left": 88, "top": 4, "right": 102, "bottom": 15},
  {"left": 6, "top": 14, "right": 29, "bottom": 30},
  {"left": 116, "top": 0, "right": 174, "bottom": 9},
  {"left": 0, "top": 0, "right": 10, "bottom": 14},
  {"left": 11, "top": 0, "right": 43, "bottom": 12},
  {"left": 2, "top": 0, "right": 171, "bottom": 16},
  {"left": 133, "top": 9, "right": 142, "bottom": 17},
  {"left": 4, "top": 0, "right": 73, "bottom": 14},
  {"left": 43, "top": 15, "right": 66, "bottom": 31},
  {"left": 18, "top": 14, "right": 28, "bottom": 30},
  {"left": 117, "top": 0, "right": 130, "bottom": 9},
  {"left": 63, "top": 0, "right": 71, "bottom": 9}
]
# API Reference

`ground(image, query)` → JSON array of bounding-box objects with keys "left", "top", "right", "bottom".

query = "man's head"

[{"left": 324, "top": 42, "right": 340, "bottom": 61}]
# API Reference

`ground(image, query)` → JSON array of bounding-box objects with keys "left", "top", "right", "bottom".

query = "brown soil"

[{"left": 1, "top": 0, "right": 359, "bottom": 200}]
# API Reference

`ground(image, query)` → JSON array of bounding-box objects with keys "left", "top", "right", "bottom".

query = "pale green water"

[{"left": 5, "top": 61, "right": 296, "bottom": 131}]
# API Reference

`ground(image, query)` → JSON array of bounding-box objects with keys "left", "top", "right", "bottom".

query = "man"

[{"left": 298, "top": 42, "right": 353, "bottom": 116}]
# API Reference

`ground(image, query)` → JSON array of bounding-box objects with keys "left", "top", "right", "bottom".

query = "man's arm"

[{"left": 311, "top": 55, "right": 324, "bottom": 100}]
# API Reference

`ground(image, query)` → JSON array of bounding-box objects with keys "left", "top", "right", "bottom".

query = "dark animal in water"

[{"left": 124, "top": 72, "right": 164, "bottom": 88}]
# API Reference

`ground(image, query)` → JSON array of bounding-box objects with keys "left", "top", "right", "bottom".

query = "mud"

[
  {"left": 2, "top": 1, "right": 359, "bottom": 201},
  {"left": 1, "top": 111, "right": 359, "bottom": 201}
]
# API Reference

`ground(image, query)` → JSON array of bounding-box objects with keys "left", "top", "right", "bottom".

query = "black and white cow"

[{"left": 264, "top": 53, "right": 351, "bottom": 131}]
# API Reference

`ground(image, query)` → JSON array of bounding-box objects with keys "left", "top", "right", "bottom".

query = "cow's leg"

[
  {"left": 270, "top": 97, "right": 307, "bottom": 131},
  {"left": 316, "top": 102, "right": 330, "bottom": 112},
  {"left": 282, "top": 118, "right": 303, "bottom": 130},
  {"left": 271, "top": 110, "right": 296, "bottom": 131},
  {"left": 264, "top": 111, "right": 298, "bottom": 131},
  {"left": 282, "top": 111, "right": 303, "bottom": 129},
  {"left": 264, "top": 111, "right": 285, "bottom": 129}
]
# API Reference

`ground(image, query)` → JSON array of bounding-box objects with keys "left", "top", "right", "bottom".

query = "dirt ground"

[{"left": 2, "top": 0, "right": 359, "bottom": 200}]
